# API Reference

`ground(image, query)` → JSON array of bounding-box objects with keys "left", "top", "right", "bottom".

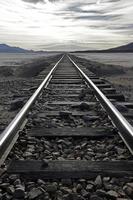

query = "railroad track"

[{"left": 0, "top": 55, "right": 133, "bottom": 199}]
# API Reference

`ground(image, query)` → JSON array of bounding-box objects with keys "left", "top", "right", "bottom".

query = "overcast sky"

[{"left": 0, "top": 0, "right": 133, "bottom": 51}]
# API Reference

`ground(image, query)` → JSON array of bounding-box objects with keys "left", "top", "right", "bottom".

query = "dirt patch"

[
  {"left": 0, "top": 54, "right": 61, "bottom": 78},
  {"left": 0, "top": 55, "right": 62, "bottom": 132},
  {"left": 0, "top": 66, "right": 14, "bottom": 76},
  {"left": 107, "top": 68, "right": 133, "bottom": 101},
  {"left": 71, "top": 55, "right": 125, "bottom": 76},
  {"left": 72, "top": 55, "right": 133, "bottom": 101},
  {"left": 16, "top": 55, "right": 61, "bottom": 77}
]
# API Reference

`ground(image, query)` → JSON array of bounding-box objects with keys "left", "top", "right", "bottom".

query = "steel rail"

[
  {"left": 68, "top": 55, "right": 133, "bottom": 155},
  {"left": 0, "top": 55, "right": 64, "bottom": 162}
]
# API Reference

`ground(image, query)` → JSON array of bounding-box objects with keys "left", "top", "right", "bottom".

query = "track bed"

[{"left": 0, "top": 55, "right": 133, "bottom": 200}]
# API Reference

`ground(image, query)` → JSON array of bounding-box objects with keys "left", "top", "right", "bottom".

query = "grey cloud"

[
  {"left": 109, "top": 0, "right": 121, "bottom": 2},
  {"left": 49, "top": 0, "right": 60, "bottom": 2},
  {"left": 26, "top": 5, "right": 39, "bottom": 9},
  {"left": 63, "top": 14, "right": 121, "bottom": 21},
  {"left": 27, "top": 26, "right": 40, "bottom": 28},
  {"left": 64, "top": 2, "right": 94, "bottom": 13},
  {"left": 1, "top": 0, "right": 133, "bottom": 51},
  {"left": 22, "top": 0, "right": 44, "bottom": 3},
  {"left": 108, "top": 24, "right": 133, "bottom": 30},
  {"left": 22, "top": 0, "right": 60, "bottom": 4}
]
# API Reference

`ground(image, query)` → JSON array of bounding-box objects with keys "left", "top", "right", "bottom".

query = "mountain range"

[
  {"left": 0, "top": 42, "right": 133, "bottom": 53},
  {"left": 105, "top": 42, "right": 133, "bottom": 52},
  {"left": 72, "top": 42, "right": 133, "bottom": 53},
  {"left": 0, "top": 44, "right": 34, "bottom": 53}
]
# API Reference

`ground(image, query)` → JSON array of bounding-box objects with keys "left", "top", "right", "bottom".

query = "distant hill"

[
  {"left": 0, "top": 44, "right": 33, "bottom": 53},
  {"left": 72, "top": 42, "right": 133, "bottom": 53},
  {"left": 106, "top": 42, "right": 133, "bottom": 52}
]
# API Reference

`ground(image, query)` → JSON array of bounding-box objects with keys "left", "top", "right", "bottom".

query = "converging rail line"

[
  {"left": 0, "top": 55, "right": 133, "bottom": 198},
  {"left": 68, "top": 56, "right": 133, "bottom": 154}
]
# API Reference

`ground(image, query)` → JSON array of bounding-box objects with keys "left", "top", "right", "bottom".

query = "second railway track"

[{"left": 0, "top": 55, "right": 133, "bottom": 199}]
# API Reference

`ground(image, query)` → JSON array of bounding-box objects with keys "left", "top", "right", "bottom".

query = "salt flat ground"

[
  {"left": 74, "top": 53, "right": 133, "bottom": 68},
  {"left": 0, "top": 52, "right": 58, "bottom": 66},
  {"left": 1, "top": 52, "right": 133, "bottom": 68}
]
